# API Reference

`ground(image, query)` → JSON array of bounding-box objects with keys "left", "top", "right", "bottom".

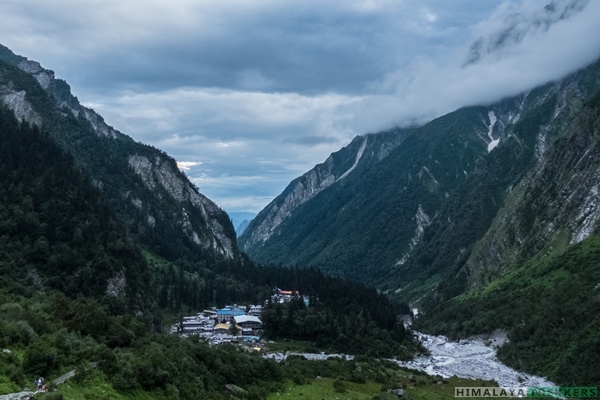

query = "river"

[
  {"left": 265, "top": 329, "right": 555, "bottom": 388},
  {"left": 395, "top": 330, "right": 554, "bottom": 388}
]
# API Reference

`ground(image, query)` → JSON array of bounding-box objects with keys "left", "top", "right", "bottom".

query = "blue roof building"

[{"left": 217, "top": 306, "right": 245, "bottom": 322}]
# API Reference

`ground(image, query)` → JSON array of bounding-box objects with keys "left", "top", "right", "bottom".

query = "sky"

[{"left": 1, "top": 0, "right": 600, "bottom": 214}]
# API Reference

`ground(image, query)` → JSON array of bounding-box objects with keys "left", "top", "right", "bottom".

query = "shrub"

[{"left": 333, "top": 378, "right": 347, "bottom": 393}]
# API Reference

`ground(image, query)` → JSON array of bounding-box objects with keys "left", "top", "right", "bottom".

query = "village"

[{"left": 170, "top": 288, "right": 304, "bottom": 347}]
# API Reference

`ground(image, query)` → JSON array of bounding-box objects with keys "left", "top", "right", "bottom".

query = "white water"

[
  {"left": 394, "top": 331, "right": 555, "bottom": 388},
  {"left": 264, "top": 329, "right": 556, "bottom": 389}
]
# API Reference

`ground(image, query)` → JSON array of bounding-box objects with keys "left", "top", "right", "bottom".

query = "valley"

[{"left": 1, "top": 3, "right": 600, "bottom": 396}]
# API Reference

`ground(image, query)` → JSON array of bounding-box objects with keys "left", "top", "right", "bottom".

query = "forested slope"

[
  {"left": 0, "top": 101, "right": 418, "bottom": 398},
  {"left": 0, "top": 44, "right": 236, "bottom": 265},
  {"left": 0, "top": 41, "right": 429, "bottom": 399},
  {"left": 241, "top": 57, "right": 600, "bottom": 386}
]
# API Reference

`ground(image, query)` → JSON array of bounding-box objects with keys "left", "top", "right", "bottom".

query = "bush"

[
  {"left": 350, "top": 372, "right": 366, "bottom": 384},
  {"left": 23, "top": 336, "right": 59, "bottom": 376},
  {"left": 293, "top": 374, "right": 305, "bottom": 385},
  {"left": 333, "top": 378, "right": 347, "bottom": 393},
  {"left": 33, "top": 392, "right": 64, "bottom": 400}
]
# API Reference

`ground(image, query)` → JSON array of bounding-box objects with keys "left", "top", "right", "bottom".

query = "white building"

[{"left": 234, "top": 315, "right": 262, "bottom": 330}]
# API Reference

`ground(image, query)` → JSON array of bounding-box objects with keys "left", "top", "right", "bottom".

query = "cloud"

[
  {"left": 176, "top": 161, "right": 202, "bottom": 171},
  {"left": 374, "top": 0, "right": 600, "bottom": 126},
  {"left": 0, "top": 0, "right": 490, "bottom": 95},
  {"left": 1, "top": 0, "right": 599, "bottom": 213}
]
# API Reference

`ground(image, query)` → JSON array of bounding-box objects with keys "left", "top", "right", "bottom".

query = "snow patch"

[
  {"left": 339, "top": 136, "right": 368, "bottom": 180},
  {"left": 486, "top": 111, "right": 500, "bottom": 153}
]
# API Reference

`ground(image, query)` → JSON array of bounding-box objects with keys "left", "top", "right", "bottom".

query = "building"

[
  {"left": 181, "top": 318, "right": 204, "bottom": 334},
  {"left": 271, "top": 288, "right": 302, "bottom": 304},
  {"left": 234, "top": 315, "right": 262, "bottom": 330},
  {"left": 248, "top": 305, "right": 262, "bottom": 316},
  {"left": 214, "top": 323, "right": 231, "bottom": 335},
  {"left": 217, "top": 306, "right": 245, "bottom": 323}
]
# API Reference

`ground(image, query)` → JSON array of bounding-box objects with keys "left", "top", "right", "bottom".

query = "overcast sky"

[{"left": 1, "top": 0, "right": 600, "bottom": 214}]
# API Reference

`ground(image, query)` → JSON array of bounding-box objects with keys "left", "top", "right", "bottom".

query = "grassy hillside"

[{"left": 418, "top": 233, "right": 600, "bottom": 386}]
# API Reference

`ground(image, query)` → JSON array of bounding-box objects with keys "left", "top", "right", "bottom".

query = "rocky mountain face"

[
  {"left": 241, "top": 56, "right": 600, "bottom": 294},
  {"left": 463, "top": 75, "right": 600, "bottom": 288},
  {"left": 240, "top": 89, "right": 537, "bottom": 281},
  {"left": 394, "top": 59, "right": 600, "bottom": 303},
  {"left": 0, "top": 44, "right": 236, "bottom": 262},
  {"left": 239, "top": 55, "right": 600, "bottom": 384},
  {"left": 0, "top": 104, "right": 153, "bottom": 313},
  {"left": 413, "top": 85, "right": 600, "bottom": 386},
  {"left": 239, "top": 128, "right": 410, "bottom": 253}
]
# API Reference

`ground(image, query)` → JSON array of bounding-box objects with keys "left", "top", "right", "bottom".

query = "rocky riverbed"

[
  {"left": 393, "top": 330, "right": 555, "bottom": 388},
  {"left": 264, "top": 329, "right": 555, "bottom": 389}
]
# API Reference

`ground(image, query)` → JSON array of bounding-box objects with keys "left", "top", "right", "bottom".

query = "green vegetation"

[
  {"left": 412, "top": 84, "right": 600, "bottom": 386},
  {"left": 243, "top": 106, "right": 490, "bottom": 284},
  {"left": 261, "top": 280, "right": 415, "bottom": 358},
  {"left": 0, "top": 100, "right": 417, "bottom": 398},
  {"left": 0, "top": 52, "right": 235, "bottom": 276},
  {"left": 418, "top": 234, "right": 600, "bottom": 386},
  {"left": 240, "top": 57, "right": 600, "bottom": 390},
  {"left": 267, "top": 356, "right": 496, "bottom": 400},
  {"left": 4, "top": 40, "right": 600, "bottom": 398}
]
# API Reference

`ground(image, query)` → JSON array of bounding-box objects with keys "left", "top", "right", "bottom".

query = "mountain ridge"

[
  {"left": 240, "top": 127, "right": 412, "bottom": 252},
  {"left": 242, "top": 57, "right": 600, "bottom": 289},
  {"left": 240, "top": 54, "right": 600, "bottom": 385},
  {"left": 0, "top": 44, "right": 236, "bottom": 262}
]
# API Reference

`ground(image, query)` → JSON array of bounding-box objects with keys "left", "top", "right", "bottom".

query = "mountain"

[
  {"left": 239, "top": 127, "right": 412, "bottom": 265},
  {"left": 241, "top": 57, "right": 600, "bottom": 384},
  {"left": 242, "top": 57, "right": 600, "bottom": 285},
  {"left": 240, "top": 102, "right": 508, "bottom": 280},
  {"left": 414, "top": 77, "right": 600, "bottom": 384},
  {"left": 0, "top": 44, "right": 420, "bottom": 398},
  {"left": 236, "top": 219, "right": 251, "bottom": 236},
  {"left": 228, "top": 211, "right": 256, "bottom": 236},
  {"left": 0, "top": 44, "right": 236, "bottom": 264},
  {"left": 0, "top": 104, "right": 153, "bottom": 314}
]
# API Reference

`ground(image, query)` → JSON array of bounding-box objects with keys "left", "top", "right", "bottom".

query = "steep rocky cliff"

[
  {"left": 392, "top": 59, "right": 600, "bottom": 303},
  {"left": 242, "top": 56, "right": 600, "bottom": 293},
  {"left": 239, "top": 128, "right": 410, "bottom": 251},
  {"left": 464, "top": 77, "right": 600, "bottom": 288},
  {"left": 240, "top": 92, "right": 537, "bottom": 281},
  {"left": 0, "top": 44, "right": 236, "bottom": 262}
]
